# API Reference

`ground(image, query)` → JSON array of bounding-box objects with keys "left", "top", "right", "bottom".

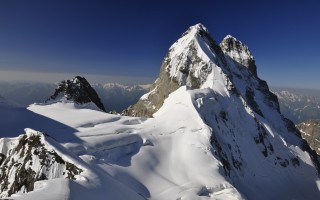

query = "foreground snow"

[{"left": 0, "top": 85, "right": 319, "bottom": 199}]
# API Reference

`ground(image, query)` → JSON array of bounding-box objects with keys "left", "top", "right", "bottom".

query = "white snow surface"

[{"left": 0, "top": 85, "right": 318, "bottom": 199}]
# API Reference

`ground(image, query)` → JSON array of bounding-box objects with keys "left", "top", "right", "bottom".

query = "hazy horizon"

[
  {"left": 0, "top": 69, "right": 156, "bottom": 85},
  {"left": 1, "top": 69, "right": 320, "bottom": 92}
]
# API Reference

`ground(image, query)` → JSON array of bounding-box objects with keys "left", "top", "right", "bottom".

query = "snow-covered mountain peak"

[
  {"left": 123, "top": 23, "right": 231, "bottom": 116},
  {"left": 165, "top": 23, "right": 226, "bottom": 88},
  {"left": 224, "top": 34, "right": 236, "bottom": 40},
  {"left": 125, "top": 23, "right": 267, "bottom": 117},
  {"left": 46, "top": 76, "right": 106, "bottom": 112},
  {"left": 220, "top": 34, "right": 257, "bottom": 76},
  {"left": 103, "top": 82, "right": 125, "bottom": 89},
  {"left": 185, "top": 23, "right": 208, "bottom": 34}
]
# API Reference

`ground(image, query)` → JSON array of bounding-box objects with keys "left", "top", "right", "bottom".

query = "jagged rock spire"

[
  {"left": 47, "top": 76, "right": 106, "bottom": 112},
  {"left": 220, "top": 35, "right": 257, "bottom": 76}
]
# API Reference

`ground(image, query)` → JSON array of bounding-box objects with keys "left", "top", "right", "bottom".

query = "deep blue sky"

[{"left": 0, "top": 0, "right": 320, "bottom": 88}]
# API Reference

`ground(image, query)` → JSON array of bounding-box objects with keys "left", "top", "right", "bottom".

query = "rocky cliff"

[
  {"left": 124, "top": 24, "right": 278, "bottom": 118},
  {"left": 297, "top": 119, "right": 320, "bottom": 155},
  {"left": 0, "top": 129, "right": 83, "bottom": 198},
  {"left": 47, "top": 76, "right": 106, "bottom": 112}
]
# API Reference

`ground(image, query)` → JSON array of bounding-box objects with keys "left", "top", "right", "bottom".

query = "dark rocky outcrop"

[
  {"left": 0, "top": 129, "right": 83, "bottom": 198},
  {"left": 297, "top": 119, "right": 320, "bottom": 155},
  {"left": 47, "top": 76, "right": 106, "bottom": 112}
]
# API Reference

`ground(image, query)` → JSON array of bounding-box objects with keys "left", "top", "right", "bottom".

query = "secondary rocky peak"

[
  {"left": 0, "top": 128, "right": 83, "bottom": 198},
  {"left": 47, "top": 76, "right": 106, "bottom": 112},
  {"left": 220, "top": 35, "right": 257, "bottom": 76}
]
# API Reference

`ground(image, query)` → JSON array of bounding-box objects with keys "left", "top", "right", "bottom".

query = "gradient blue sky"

[{"left": 0, "top": 0, "right": 319, "bottom": 88}]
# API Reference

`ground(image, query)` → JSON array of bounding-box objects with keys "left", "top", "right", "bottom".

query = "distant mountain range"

[
  {"left": 271, "top": 87, "right": 320, "bottom": 123},
  {"left": 1, "top": 83, "right": 319, "bottom": 124},
  {"left": 0, "top": 81, "right": 150, "bottom": 112},
  {"left": 92, "top": 83, "right": 150, "bottom": 112}
]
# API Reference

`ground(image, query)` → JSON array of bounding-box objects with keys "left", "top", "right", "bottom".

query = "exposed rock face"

[
  {"left": 220, "top": 35, "right": 257, "bottom": 77},
  {"left": 297, "top": 119, "right": 320, "bottom": 155},
  {"left": 219, "top": 35, "right": 280, "bottom": 114},
  {"left": 125, "top": 24, "right": 279, "bottom": 117},
  {"left": 47, "top": 76, "right": 106, "bottom": 112},
  {"left": 0, "top": 129, "right": 83, "bottom": 198},
  {"left": 124, "top": 24, "right": 227, "bottom": 117}
]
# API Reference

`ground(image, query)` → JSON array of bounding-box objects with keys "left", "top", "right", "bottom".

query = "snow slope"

[
  {"left": 24, "top": 89, "right": 245, "bottom": 200},
  {"left": 1, "top": 88, "right": 318, "bottom": 199}
]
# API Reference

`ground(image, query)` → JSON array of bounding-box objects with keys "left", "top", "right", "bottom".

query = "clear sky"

[{"left": 0, "top": 0, "right": 319, "bottom": 89}]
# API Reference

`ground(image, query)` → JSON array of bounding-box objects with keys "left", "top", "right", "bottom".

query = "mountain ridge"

[{"left": 0, "top": 23, "right": 319, "bottom": 199}]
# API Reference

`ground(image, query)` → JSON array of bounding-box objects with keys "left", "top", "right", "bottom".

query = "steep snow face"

[
  {"left": 126, "top": 24, "right": 279, "bottom": 118},
  {"left": 124, "top": 23, "right": 229, "bottom": 116},
  {"left": 47, "top": 76, "right": 106, "bottom": 112},
  {"left": 165, "top": 23, "right": 226, "bottom": 88},
  {"left": 121, "top": 23, "right": 320, "bottom": 199},
  {"left": 187, "top": 88, "right": 320, "bottom": 200}
]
